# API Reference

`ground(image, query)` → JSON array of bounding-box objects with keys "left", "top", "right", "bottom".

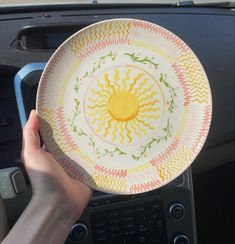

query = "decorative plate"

[{"left": 36, "top": 19, "right": 212, "bottom": 194}]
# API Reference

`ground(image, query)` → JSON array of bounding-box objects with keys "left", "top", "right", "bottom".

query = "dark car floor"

[{"left": 193, "top": 161, "right": 235, "bottom": 244}]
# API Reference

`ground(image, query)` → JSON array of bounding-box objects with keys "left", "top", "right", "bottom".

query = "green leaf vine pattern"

[
  {"left": 69, "top": 98, "right": 80, "bottom": 132},
  {"left": 73, "top": 77, "right": 81, "bottom": 93},
  {"left": 88, "top": 135, "right": 126, "bottom": 159},
  {"left": 124, "top": 52, "right": 159, "bottom": 69},
  {"left": 132, "top": 119, "right": 172, "bottom": 161},
  {"left": 68, "top": 78, "right": 81, "bottom": 132},
  {"left": 78, "top": 51, "right": 117, "bottom": 81},
  {"left": 159, "top": 73, "right": 177, "bottom": 113}
]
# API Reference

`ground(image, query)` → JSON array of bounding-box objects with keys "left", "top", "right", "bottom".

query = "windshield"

[{"left": 0, "top": 0, "right": 234, "bottom": 7}]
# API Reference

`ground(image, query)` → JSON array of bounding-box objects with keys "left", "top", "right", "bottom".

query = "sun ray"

[
  {"left": 88, "top": 104, "right": 107, "bottom": 109},
  {"left": 136, "top": 84, "right": 155, "bottom": 97},
  {"left": 96, "top": 114, "right": 111, "bottom": 133},
  {"left": 88, "top": 108, "right": 107, "bottom": 117},
  {"left": 91, "top": 88, "right": 109, "bottom": 98},
  {"left": 104, "top": 72, "right": 116, "bottom": 93},
  {"left": 133, "top": 78, "right": 149, "bottom": 94},
  {"left": 125, "top": 122, "right": 132, "bottom": 143},
  {"left": 132, "top": 119, "right": 147, "bottom": 135},
  {"left": 91, "top": 111, "right": 108, "bottom": 124},
  {"left": 119, "top": 123, "right": 125, "bottom": 144},
  {"left": 97, "top": 79, "right": 113, "bottom": 96},
  {"left": 113, "top": 69, "right": 121, "bottom": 91},
  {"left": 129, "top": 121, "right": 141, "bottom": 139},
  {"left": 91, "top": 117, "right": 99, "bottom": 125},
  {"left": 122, "top": 69, "right": 131, "bottom": 90},
  {"left": 128, "top": 73, "right": 144, "bottom": 92},
  {"left": 111, "top": 122, "right": 119, "bottom": 141},
  {"left": 136, "top": 118, "right": 154, "bottom": 130},
  {"left": 138, "top": 99, "right": 159, "bottom": 108},
  {"left": 137, "top": 113, "right": 160, "bottom": 120},
  {"left": 139, "top": 106, "right": 160, "bottom": 113},
  {"left": 138, "top": 91, "right": 157, "bottom": 103},
  {"left": 88, "top": 97, "right": 108, "bottom": 104},
  {"left": 103, "top": 118, "right": 114, "bottom": 138}
]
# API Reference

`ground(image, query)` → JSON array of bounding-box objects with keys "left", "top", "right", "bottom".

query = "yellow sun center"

[{"left": 108, "top": 91, "right": 139, "bottom": 121}]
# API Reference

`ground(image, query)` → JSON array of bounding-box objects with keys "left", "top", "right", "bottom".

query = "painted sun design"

[{"left": 85, "top": 66, "right": 165, "bottom": 145}]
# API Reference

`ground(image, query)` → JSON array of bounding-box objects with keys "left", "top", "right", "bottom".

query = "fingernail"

[{"left": 30, "top": 110, "right": 36, "bottom": 118}]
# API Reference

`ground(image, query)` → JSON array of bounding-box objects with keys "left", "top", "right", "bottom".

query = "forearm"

[
  {"left": 2, "top": 196, "right": 75, "bottom": 244},
  {"left": 0, "top": 197, "right": 9, "bottom": 242}
]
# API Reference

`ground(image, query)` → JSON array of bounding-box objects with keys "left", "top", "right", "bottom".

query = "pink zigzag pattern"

[
  {"left": 38, "top": 46, "right": 66, "bottom": 107},
  {"left": 172, "top": 63, "right": 191, "bottom": 106},
  {"left": 130, "top": 179, "right": 162, "bottom": 194},
  {"left": 59, "top": 158, "right": 84, "bottom": 181},
  {"left": 133, "top": 20, "right": 189, "bottom": 53},
  {"left": 95, "top": 164, "right": 127, "bottom": 178},
  {"left": 37, "top": 74, "right": 49, "bottom": 108},
  {"left": 192, "top": 104, "right": 212, "bottom": 153},
  {"left": 56, "top": 107, "right": 78, "bottom": 151},
  {"left": 78, "top": 37, "right": 130, "bottom": 60},
  {"left": 52, "top": 45, "right": 66, "bottom": 65},
  {"left": 150, "top": 139, "right": 181, "bottom": 166}
]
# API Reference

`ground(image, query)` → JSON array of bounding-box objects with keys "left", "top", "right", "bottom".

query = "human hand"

[
  {"left": 2, "top": 110, "right": 92, "bottom": 244},
  {"left": 22, "top": 110, "right": 92, "bottom": 222}
]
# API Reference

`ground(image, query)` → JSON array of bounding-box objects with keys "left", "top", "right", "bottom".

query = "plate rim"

[{"left": 36, "top": 18, "right": 213, "bottom": 194}]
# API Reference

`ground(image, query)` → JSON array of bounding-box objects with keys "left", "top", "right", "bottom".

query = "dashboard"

[{"left": 0, "top": 4, "right": 234, "bottom": 244}]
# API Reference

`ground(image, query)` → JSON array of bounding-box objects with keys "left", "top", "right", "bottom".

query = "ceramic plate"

[{"left": 36, "top": 19, "right": 212, "bottom": 194}]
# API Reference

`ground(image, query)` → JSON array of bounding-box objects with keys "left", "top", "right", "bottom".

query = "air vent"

[{"left": 12, "top": 23, "right": 90, "bottom": 51}]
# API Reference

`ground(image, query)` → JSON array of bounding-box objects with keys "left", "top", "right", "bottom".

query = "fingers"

[
  {"left": 42, "top": 144, "right": 49, "bottom": 152},
  {"left": 22, "top": 110, "right": 41, "bottom": 161},
  {"left": 27, "top": 110, "right": 40, "bottom": 132}
]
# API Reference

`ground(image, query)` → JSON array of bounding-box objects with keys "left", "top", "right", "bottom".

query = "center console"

[
  {"left": 14, "top": 63, "right": 197, "bottom": 244},
  {"left": 74, "top": 172, "right": 196, "bottom": 244}
]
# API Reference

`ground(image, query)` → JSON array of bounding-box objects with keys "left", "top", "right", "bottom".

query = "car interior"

[{"left": 0, "top": 1, "right": 234, "bottom": 244}]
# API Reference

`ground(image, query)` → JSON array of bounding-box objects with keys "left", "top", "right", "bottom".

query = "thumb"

[{"left": 22, "top": 110, "right": 41, "bottom": 161}]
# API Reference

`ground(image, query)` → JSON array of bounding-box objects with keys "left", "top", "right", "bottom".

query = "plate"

[{"left": 36, "top": 19, "right": 212, "bottom": 194}]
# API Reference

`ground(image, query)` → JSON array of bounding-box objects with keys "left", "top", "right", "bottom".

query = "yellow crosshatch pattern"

[
  {"left": 90, "top": 173, "right": 127, "bottom": 193},
  {"left": 85, "top": 65, "right": 164, "bottom": 145},
  {"left": 176, "top": 52, "right": 210, "bottom": 104},
  {"left": 69, "top": 20, "right": 132, "bottom": 55}
]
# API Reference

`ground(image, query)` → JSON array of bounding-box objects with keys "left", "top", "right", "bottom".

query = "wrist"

[
  {"left": 31, "top": 194, "right": 79, "bottom": 226},
  {"left": 2, "top": 193, "right": 76, "bottom": 244}
]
